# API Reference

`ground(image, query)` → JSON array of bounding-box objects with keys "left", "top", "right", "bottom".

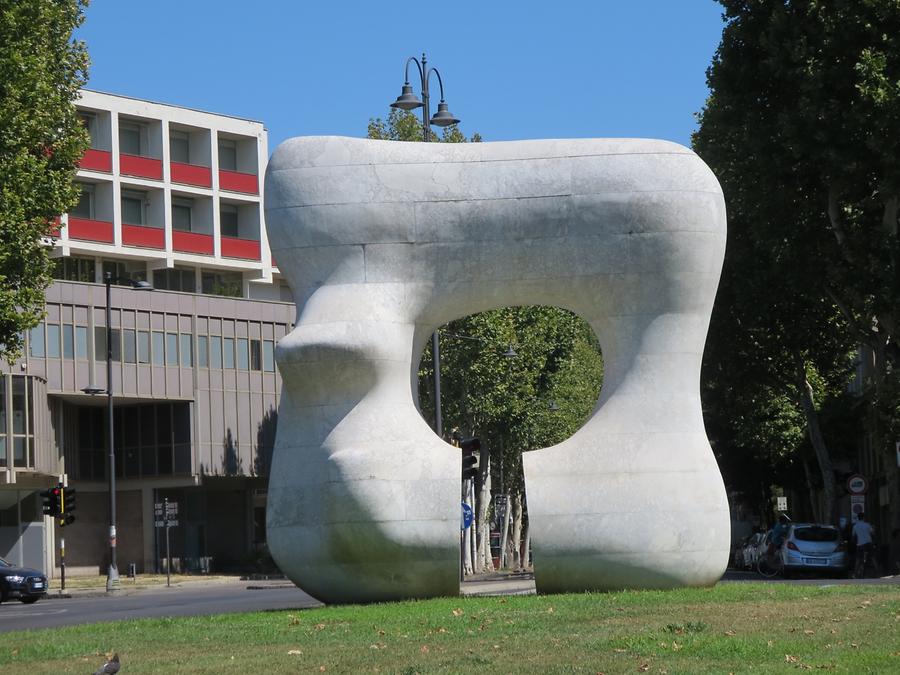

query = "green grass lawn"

[{"left": 2, "top": 583, "right": 899, "bottom": 673}]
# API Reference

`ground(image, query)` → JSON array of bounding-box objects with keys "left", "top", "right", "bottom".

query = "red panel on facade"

[
  {"left": 221, "top": 236, "right": 261, "bottom": 260},
  {"left": 171, "top": 161, "right": 212, "bottom": 187},
  {"left": 219, "top": 169, "right": 258, "bottom": 194},
  {"left": 79, "top": 149, "right": 112, "bottom": 172},
  {"left": 122, "top": 223, "right": 165, "bottom": 249},
  {"left": 173, "top": 231, "right": 214, "bottom": 255},
  {"left": 120, "top": 153, "right": 163, "bottom": 180},
  {"left": 68, "top": 217, "right": 113, "bottom": 243}
]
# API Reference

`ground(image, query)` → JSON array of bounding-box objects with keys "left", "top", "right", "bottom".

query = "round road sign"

[{"left": 846, "top": 474, "right": 867, "bottom": 495}]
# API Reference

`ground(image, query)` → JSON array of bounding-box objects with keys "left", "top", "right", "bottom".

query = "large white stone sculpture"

[{"left": 264, "top": 136, "right": 730, "bottom": 603}]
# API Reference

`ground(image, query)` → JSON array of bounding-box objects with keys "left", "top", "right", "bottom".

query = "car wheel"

[{"left": 19, "top": 596, "right": 39, "bottom": 604}]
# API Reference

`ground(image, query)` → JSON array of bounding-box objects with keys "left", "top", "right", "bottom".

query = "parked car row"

[{"left": 734, "top": 523, "right": 849, "bottom": 576}]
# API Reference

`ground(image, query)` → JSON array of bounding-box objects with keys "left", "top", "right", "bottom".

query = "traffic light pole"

[{"left": 59, "top": 535, "right": 66, "bottom": 593}]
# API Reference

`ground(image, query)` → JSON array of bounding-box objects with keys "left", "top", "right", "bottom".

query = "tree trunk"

[
  {"left": 475, "top": 447, "right": 492, "bottom": 573},
  {"left": 795, "top": 355, "right": 837, "bottom": 524},
  {"left": 509, "top": 492, "right": 523, "bottom": 570},
  {"left": 801, "top": 456, "right": 821, "bottom": 522},
  {"left": 498, "top": 495, "right": 511, "bottom": 569},
  {"left": 521, "top": 520, "right": 531, "bottom": 570}
]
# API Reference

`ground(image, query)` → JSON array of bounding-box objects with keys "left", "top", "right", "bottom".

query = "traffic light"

[
  {"left": 41, "top": 486, "right": 61, "bottom": 517},
  {"left": 461, "top": 437, "right": 481, "bottom": 481},
  {"left": 60, "top": 487, "right": 77, "bottom": 526}
]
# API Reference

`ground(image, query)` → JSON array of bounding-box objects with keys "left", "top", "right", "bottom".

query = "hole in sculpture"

[{"left": 416, "top": 305, "right": 603, "bottom": 579}]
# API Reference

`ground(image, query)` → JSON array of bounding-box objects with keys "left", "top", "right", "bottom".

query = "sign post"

[{"left": 154, "top": 499, "right": 179, "bottom": 586}]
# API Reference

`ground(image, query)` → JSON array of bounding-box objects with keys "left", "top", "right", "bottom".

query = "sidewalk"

[{"left": 42, "top": 570, "right": 537, "bottom": 600}]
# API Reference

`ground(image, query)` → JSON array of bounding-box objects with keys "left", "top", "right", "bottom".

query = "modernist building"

[{"left": 0, "top": 91, "right": 294, "bottom": 577}]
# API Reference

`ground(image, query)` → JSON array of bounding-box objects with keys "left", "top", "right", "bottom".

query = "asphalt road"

[{"left": 0, "top": 580, "right": 321, "bottom": 633}]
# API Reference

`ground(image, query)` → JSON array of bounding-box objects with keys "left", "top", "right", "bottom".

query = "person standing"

[{"left": 852, "top": 513, "right": 875, "bottom": 576}]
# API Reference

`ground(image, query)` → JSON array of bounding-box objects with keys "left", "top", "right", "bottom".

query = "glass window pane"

[
  {"left": 223, "top": 338, "right": 235, "bottom": 369},
  {"left": 166, "top": 333, "right": 178, "bottom": 366},
  {"left": 29, "top": 325, "right": 45, "bottom": 358},
  {"left": 180, "top": 334, "right": 192, "bottom": 367},
  {"left": 13, "top": 437, "right": 27, "bottom": 467},
  {"left": 172, "top": 204, "right": 191, "bottom": 232},
  {"left": 109, "top": 328, "right": 121, "bottom": 362},
  {"left": 0, "top": 378, "right": 5, "bottom": 434},
  {"left": 12, "top": 377, "right": 26, "bottom": 433},
  {"left": 121, "top": 196, "right": 144, "bottom": 225},
  {"left": 71, "top": 186, "right": 93, "bottom": 219},
  {"left": 75, "top": 326, "right": 87, "bottom": 359},
  {"left": 62, "top": 325, "right": 74, "bottom": 359},
  {"left": 250, "top": 339, "right": 261, "bottom": 371},
  {"left": 94, "top": 326, "right": 105, "bottom": 361},
  {"left": 46, "top": 324, "right": 61, "bottom": 358},
  {"left": 170, "top": 132, "right": 189, "bottom": 163},
  {"left": 137, "top": 331, "right": 150, "bottom": 363},
  {"left": 218, "top": 140, "right": 236, "bottom": 171},
  {"left": 236, "top": 338, "right": 249, "bottom": 370},
  {"left": 119, "top": 124, "right": 141, "bottom": 155},
  {"left": 198, "top": 336, "right": 208, "bottom": 368},
  {"left": 123, "top": 329, "right": 136, "bottom": 363},
  {"left": 220, "top": 204, "right": 238, "bottom": 237},
  {"left": 210, "top": 336, "right": 222, "bottom": 368},
  {"left": 152, "top": 331, "right": 165, "bottom": 366},
  {"left": 262, "top": 340, "right": 275, "bottom": 372}
]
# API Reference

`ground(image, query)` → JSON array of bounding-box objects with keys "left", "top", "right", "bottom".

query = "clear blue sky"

[{"left": 77, "top": 1, "right": 725, "bottom": 152}]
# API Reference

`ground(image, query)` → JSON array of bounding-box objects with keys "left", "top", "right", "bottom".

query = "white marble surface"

[{"left": 265, "top": 136, "right": 730, "bottom": 603}]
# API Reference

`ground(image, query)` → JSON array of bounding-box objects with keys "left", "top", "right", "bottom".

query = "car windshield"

[{"left": 793, "top": 526, "right": 839, "bottom": 542}]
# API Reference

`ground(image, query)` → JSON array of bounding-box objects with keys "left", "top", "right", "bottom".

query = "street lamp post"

[
  {"left": 82, "top": 271, "right": 152, "bottom": 591},
  {"left": 390, "top": 52, "right": 460, "bottom": 437}
]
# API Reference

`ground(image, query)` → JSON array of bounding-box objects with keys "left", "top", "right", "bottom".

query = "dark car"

[{"left": 0, "top": 556, "right": 47, "bottom": 604}]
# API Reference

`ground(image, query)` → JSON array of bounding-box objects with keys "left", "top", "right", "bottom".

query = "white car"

[{"left": 778, "top": 523, "right": 848, "bottom": 575}]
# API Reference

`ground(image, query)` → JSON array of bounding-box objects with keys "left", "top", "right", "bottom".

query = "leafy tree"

[
  {"left": 0, "top": 0, "right": 89, "bottom": 361},
  {"left": 367, "top": 110, "right": 603, "bottom": 572},
  {"left": 694, "top": 0, "right": 900, "bottom": 560}
]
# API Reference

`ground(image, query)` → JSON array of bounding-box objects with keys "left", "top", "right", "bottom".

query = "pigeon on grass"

[{"left": 93, "top": 653, "right": 120, "bottom": 674}]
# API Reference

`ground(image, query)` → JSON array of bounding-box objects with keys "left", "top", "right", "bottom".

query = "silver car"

[{"left": 779, "top": 523, "right": 847, "bottom": 574}]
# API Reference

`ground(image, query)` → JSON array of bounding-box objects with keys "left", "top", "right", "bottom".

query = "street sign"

[
  {"left": 154, "top": 500, "right": 179, "bottom": 528},
  {"left": 846, "top": 474, "right": 867, "bottom": 495},
  {"left": 850, "top": 495, "right": 866, "bottom": 522},
  {"left": 461, "top": 502, "right": 473, "bottom": 531},
  {"left": 776, "top": 496, "right": 788, "bottom": 512},
  {"left": 154, "top": 519, "right": 179, "bottom": 528}
]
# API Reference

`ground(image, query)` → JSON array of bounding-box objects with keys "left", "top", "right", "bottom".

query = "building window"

[
  {"left": 75, "top": 326, "right": 88, "bottom": 360},
  {"left": 262, "top": 340, "right": 275, "bottom": 372},
  {"left": 152, "top": 331, "right": 165, "bottom": 366},
  {"left": 197, "top": 336, "right": 209, "bottom": 368},
  {"left": 153, "top": 268, "right": 196, "bottom": 293},
  {"left": 95, "top": 327, "right": 121, "bottom": 362},
  {"left": 79, "top": 112, "right": 98, "bottom": 149},
  {"left": 218, "top": 138, "right": 237, "bottom": 171},
  {"left": 62, "top": 325, "right": 74, "bottom": 359},
  {"left": 29, "top": 325, "right": 45, "bottom": 358},
  {"left": 71, "top": 184, "right": 94, "bottom": 219},
  {"left": 137, "top": 331, "right": 150, "bottom": 364},
  {"left": 170, "top": 130, "right": 190, "bottom": 164},
  {"left": 220, "top": 204, "right": 239, "bottom": 237},
  {"left": 165, "top": 333, "right": 178, "bottom": 367},
  {"left": 46, "top": 324, "right": 61, "bottom": 359},
  {"left": 53, "top": 256, "right": 96, "bottom": 282},
  {"left": 119, "top": 121, "right": 143, "bottom": 155},
  {"left": 7, "top": 376, "right": 35, "bottom": 468},
  {"left": 236, "top": 338, "right": 249, "bottom": 370},
  {"left": 121, "top": 189, "right": 147, "bottom": 226},
  {"left": 123, "top": 329, "right": 137, "bottom": 363},
  {"left": 209, "top": 336, "right": 222, "bottom": 368},
  {"left": 172, "top": 197, "right": 193, "bottom": 232},
  {"left": 180, "top": 334, "right": 192, "bottom": 368},
  {"left": 223, "top": 338, "right": 235, "bottom": 369},
  {"left": 250, "top": 339, "right": 261, "bottom": 371},
  {"left": 103, "top": 260, "right": 147, "bottom": 285},
  {"left": 201, "top": 270, "right": 242, "bottom": 298}
]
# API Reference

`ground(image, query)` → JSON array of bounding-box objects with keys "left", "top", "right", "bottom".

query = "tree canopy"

[
  {"left": 0, "top": 0, "right": 89, "bottom": 361},
  {"left": 694, "top": 0, "right": 900, "bottom": 547}
]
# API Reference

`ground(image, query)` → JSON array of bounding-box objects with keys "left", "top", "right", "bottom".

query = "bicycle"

[
  {"left": 757, "top": 546, "right": 785, "bottom": 578},
  {"left": 852, "top": 545, "right": 881, "bottom": 579}
]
